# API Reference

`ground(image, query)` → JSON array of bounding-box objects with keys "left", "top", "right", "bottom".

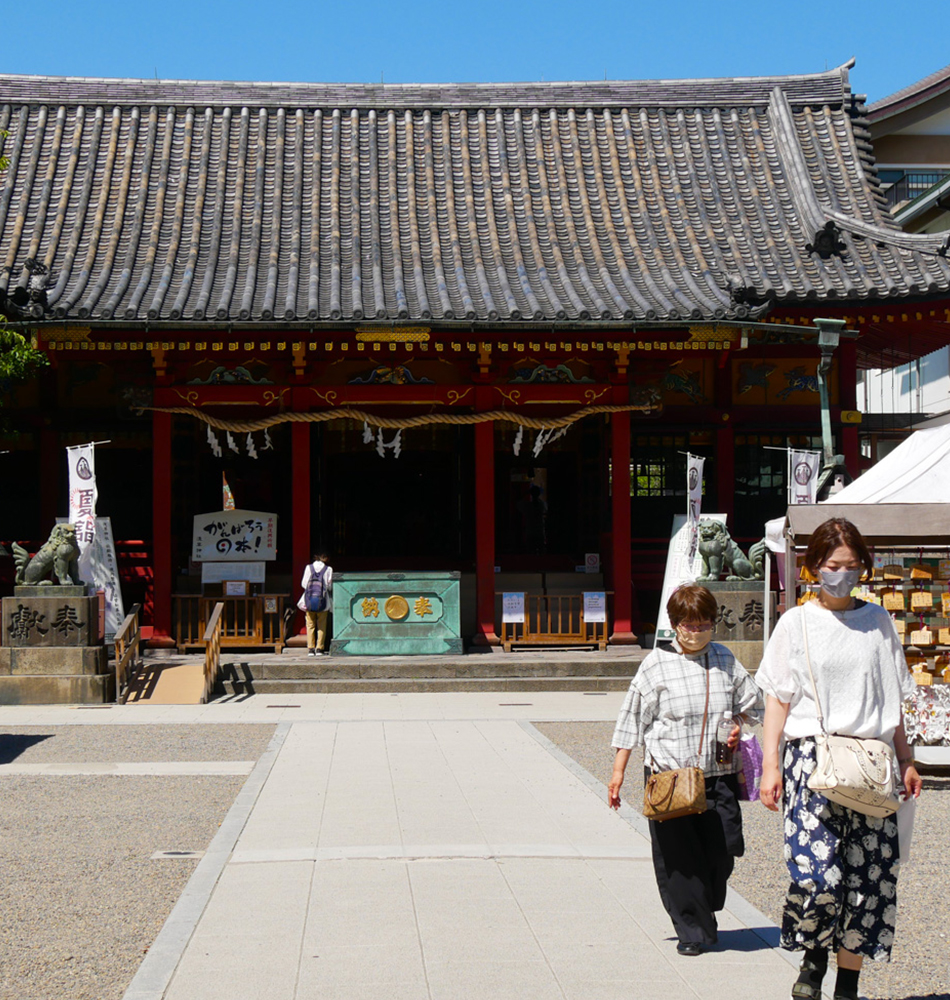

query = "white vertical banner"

[
  {"left": 67, "top": 443, "right": 98, "bottom": 584},
  {"left": 686, "top": 453, "right": 705, "bottom": 560},
  {"left": 789, "top": 449, "right": 821, "bottom": 505}
]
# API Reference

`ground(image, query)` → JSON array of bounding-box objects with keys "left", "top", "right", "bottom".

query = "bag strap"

[
  {"left": 801, "top": 609, "right": 829, "bottom": 736},
  {"left": 697, "top": 655, "right": 711, "bottom": 757}
]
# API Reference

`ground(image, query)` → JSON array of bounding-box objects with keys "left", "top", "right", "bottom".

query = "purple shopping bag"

[{"left": 736, "top": 733, "right": 764, "bottom": 802}]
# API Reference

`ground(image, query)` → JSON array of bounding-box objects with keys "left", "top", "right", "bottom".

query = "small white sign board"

[
  {"left": 502, "top": 592, "right": 526, "bottom": 623},
  {"left": 201, "top": 561, "right": 267, "bottom": 584},
  {"left": 583, "top": 591, "right": 607, "bottom": 623},
  {"left": 192, "top": 509, "right": 277, "bottom": 561},
  {"left": 656, "top": 513, "right": 727, "bottom": 641}
]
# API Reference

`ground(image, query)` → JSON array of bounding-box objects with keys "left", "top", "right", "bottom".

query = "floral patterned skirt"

[{"left": 781, "top": 737, "right": 900, "bottom": 962}]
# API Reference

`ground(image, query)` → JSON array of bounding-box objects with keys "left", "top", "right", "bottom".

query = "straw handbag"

[
  {"left": 643, "top": 665, "right": 709, "bottom": 822},
  {"left": 802, "top": 613, "right": 900, "bottom": 818}
]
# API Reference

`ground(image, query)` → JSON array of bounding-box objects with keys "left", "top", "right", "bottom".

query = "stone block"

[
  {"left": 2, "top": 595, "right": 99, "bottom": 648},
  {"left": 14, "top": 585, "right": 87, "bottom": 599},
  {"left": 719, "top": 640, "right": 766, "bottom": 673},
  {"left": 8, "top": 646, "right": 107, "bottom": 676},
  {"left": 0, "top": 673, "right": 112, "bottom": 705},
  {"left": 0, "top": 647, "right": 9, "bottom": 675},
  {"left": 705, "top": 582, "right": 777, "bottom": 644}
]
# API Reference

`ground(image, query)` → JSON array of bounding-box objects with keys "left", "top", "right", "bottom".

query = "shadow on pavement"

[
  {"left": 0, "top": 732, "right": 54, "bottom": 763},
  {"left": 716, "top": 927, "right": 781, "bottom": 952}
]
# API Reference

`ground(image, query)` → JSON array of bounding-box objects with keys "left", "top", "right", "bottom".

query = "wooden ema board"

[{"left": 123, "top": 662, "right": 206, "bottom": 704}]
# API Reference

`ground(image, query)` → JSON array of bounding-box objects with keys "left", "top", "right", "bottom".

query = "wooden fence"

[
  {"left": 499, "top": 594, "right": 608, "bottom": 652},
  {"left": 114, "top": 603, "right": 143, "bottom": 703},
  {"left": 173, "top": 595, "right": 287, "bottom": 653},
  {"left": 202, "top": 602, "right": 224, "bottom": 704}
]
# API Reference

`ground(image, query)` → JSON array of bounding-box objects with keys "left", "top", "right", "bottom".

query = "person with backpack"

[{"left": 296, "top": 552, "right": 333, "bottom": 656}]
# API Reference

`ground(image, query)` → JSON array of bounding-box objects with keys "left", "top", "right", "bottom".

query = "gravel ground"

[
  {"left": 0, "top": 724, "right": 277, "bottom": 764},
  {"left": 535, "top": 721, "right": 950, "bottom": 1000},
  {"left": 0, "top": 725, "right": 276, "bottom": 1000}
]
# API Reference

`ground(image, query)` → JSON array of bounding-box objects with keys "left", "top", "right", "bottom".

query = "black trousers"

[{"left": 646, "top": 771, "right": 744, "bottom": 947}]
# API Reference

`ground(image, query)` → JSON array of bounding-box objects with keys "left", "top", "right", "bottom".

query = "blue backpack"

[{"left": 304, "top": 564, "right": 329, "bottom": 612}]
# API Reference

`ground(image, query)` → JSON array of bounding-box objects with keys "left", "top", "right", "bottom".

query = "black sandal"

[{"left": 791, "top": 985, "right": 822, "bottom": 1000}]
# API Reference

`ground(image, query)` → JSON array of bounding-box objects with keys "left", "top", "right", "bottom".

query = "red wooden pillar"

[
  {"left": 609, "top": 409, "right": 637, "bottom": 644},
  {"left": 149, "top": 410, "right": 175, "bottom": 646},
  {"left": 839, "top": 340, "right": 859, "bottom": 476},
  {"left": 288, "top": 420, "right": 311, "bottom": 646},
  {"left": 473, "top": 414, "right": 499, "bottom": 646},
  {"left": 717, "top": 424, "right": 735, "bottom": 528},
  {"left": 39, "top": 428, "right": 59, "bottom": 530}
]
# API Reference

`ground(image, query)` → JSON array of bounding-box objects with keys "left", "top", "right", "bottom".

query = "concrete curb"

[{"left": 121, "top": 723, "right": 290, "bottom": 1000}]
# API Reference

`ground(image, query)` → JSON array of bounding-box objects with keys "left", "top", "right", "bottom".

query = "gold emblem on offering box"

[
  {"left": 361, "top": 598, "right": 380, "bottom": 618},
  {"left": 413, "top": 596, "right": 433, "bottom": 617},
  {"left": 911, "top": 564, "right": 933, "bottom": 580},
  {"left": 911, "top": 590, "right": 934, "bottom": 610},
  {"left": 882, "top": 589, "right": 905, "bottom": 611},
  {"left": 882, "top": 564, "right": 904, "bottom": 580},
  {"left": 910, "top": 628, "right": 933, "bottom": 646},
  {"left": 384, "top": 595, "right": 410, "bottom": 621}
]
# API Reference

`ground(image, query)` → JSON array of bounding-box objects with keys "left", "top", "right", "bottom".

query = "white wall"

[{"left": 858, "top": 346, "right": 950, "bottom": 420}]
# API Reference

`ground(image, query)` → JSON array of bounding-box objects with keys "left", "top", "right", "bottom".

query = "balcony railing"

[{"left": 884, "top": 171, "right": 948, "bottom": 209}]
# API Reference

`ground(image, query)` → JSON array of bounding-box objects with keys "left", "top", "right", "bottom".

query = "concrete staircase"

[{"left": 211, "top": 647, "right": 646, "bottom": 696}]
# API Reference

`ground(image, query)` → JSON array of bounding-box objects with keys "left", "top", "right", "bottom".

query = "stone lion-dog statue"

[
  {"left": 12, "top": 523, "right": 83, "bottom": 586},
  {"left": 697, "top": 519, "right": 766, "bottom": 581}
]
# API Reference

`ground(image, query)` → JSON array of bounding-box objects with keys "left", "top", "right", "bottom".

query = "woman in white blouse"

[{"left": 757, "top": 517, "right": 921, "bottom": 1000}]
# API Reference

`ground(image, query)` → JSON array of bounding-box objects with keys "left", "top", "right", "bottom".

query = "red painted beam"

[
  {"left": 148, "top": 410, "right": 175, "bottom": 647},
  {"left": 609, "top": 405, "right": 637, "bottom": 645}
]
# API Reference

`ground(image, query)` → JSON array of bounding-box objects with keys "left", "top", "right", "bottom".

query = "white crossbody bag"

[{"left": 801, "top": 612, "right": 901, "bottom": 818}]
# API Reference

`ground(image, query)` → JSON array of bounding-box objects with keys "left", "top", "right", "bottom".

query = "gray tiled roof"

[{"left": 1, "top": 65, "right": 948, "bottom": 326}]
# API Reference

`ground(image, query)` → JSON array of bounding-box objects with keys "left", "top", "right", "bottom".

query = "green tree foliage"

[{"left": 1, "top": 326, "right": 49, "bottom": 393}]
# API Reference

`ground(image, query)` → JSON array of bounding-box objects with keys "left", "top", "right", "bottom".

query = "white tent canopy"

[{"left": 825, "top": 425, "right": 950, "bottom": 504}]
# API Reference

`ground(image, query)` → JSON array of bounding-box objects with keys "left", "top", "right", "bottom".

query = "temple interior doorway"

[{"left": 316, "top": 421, "right": 474, "bottom": 569}]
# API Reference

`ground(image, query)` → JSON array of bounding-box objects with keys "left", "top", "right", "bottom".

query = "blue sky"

[{"left": 5, "top": 0, "right": 947, "bottom": 104}]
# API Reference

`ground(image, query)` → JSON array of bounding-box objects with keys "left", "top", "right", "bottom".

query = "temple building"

[{"left": 1, "top": 61, "right": 949, "bottom": 646}]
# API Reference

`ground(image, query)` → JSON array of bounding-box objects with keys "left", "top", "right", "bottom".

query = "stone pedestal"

[
  {"left": 705, "top": 580, "right": 777, "bottom": 672},
  {"left": 0, "top": 589, "right": 112, "bottom": 704}
]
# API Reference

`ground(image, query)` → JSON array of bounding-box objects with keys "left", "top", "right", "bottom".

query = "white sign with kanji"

[{"left": 192, "top": 510, "right": 278, "bottom": 562}]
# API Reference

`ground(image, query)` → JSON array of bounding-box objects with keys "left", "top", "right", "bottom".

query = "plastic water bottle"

[{"left": 715, "top": 713, "right": 736, "bottom": 766}]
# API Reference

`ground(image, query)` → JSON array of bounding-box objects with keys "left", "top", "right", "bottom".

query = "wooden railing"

[
  {"left": 202, "top": 602, "right": 224, "bottom": 704},
  {"left": 114, "top": 603, "right": 143, "bottom": 703},
  {"left": 173, "top": 595, "right": 287, "bottom": 653},
  {"left": 499, "top": 594, "right": 608, "bottom": 652}
]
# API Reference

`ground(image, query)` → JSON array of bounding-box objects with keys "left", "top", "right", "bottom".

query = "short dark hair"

[
  {"left": 312, "top": 551, "right": 329, "bottom": 563},
  {"left": 803, "top": 518, "right": 873, "bottom": 581},
  {"left": 667, "top": 584, "right": 718, "bottom": 627}
]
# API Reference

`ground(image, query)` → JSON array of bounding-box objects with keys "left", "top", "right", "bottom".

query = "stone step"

[
  {"left": 219, "top": 658, "right": 639, "bottom": 682},
  {"left": 217, "top": 675, "right": 632, "bottom": 696}
]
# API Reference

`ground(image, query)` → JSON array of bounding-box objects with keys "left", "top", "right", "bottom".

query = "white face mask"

[{"left": 819, "top": 567, "right": 861, "bottom": 598}]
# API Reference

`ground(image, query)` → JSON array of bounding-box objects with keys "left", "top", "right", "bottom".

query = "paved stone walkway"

[{"left": 0, "top": 695, "right": 811, "bottom": 1000}]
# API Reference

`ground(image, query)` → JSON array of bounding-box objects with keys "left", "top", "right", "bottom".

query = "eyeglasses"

[{"left": 676, "top": 622, "right": 714, "bottom": 633}]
